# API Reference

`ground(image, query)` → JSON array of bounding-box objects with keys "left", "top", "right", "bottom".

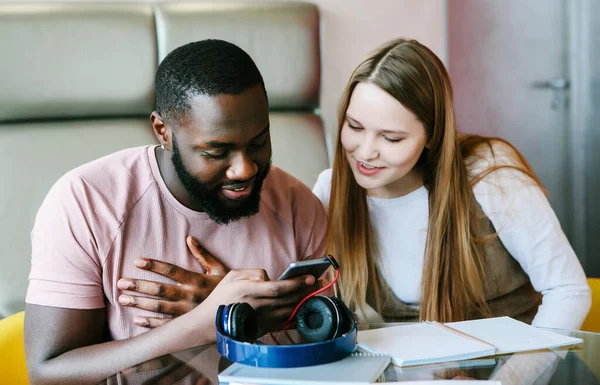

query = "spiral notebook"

[
  {"left": 357, "top": 316, "right": 582, "bottom": 367},
  {"left": 218, "top": 353, "right": 391, "bottom": 385}
]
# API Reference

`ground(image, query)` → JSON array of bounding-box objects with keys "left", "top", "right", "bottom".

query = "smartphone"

[{"left": 277, "top": 257, "right": 333, "bottom": 281}]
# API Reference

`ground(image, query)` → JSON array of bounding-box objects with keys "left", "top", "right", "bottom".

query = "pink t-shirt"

[{"left": 26, "top": 145, "right": 327, "bottom": 340}]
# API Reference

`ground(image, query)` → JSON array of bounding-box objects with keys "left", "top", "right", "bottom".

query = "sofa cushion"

[
  {"left": 0, "top": 119, "right": 155, "bottom": 318},
  {"left": 270, "top": 113, "right": 328, "bottom": 188},
  {"left": 0, "top": 3, "right": 156, "bottom": 122},
  {"left": 154, "top": 2, "right": 320, "bottom": 109}
]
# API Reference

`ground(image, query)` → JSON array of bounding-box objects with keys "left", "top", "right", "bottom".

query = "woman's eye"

[
  {"left": 348, "top": 124, "right": 363, "bottom": 131},
  {"left": 384, "top": 137, "right": 402, "bottom": 143}
]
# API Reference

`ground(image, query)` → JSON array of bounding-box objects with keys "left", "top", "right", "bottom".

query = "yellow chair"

[
  {"left": 582, "top": 278, "right": 600, "bottom": 333},
  {"left": 0, "top": 311, "right": 29, "bottom": 385}
]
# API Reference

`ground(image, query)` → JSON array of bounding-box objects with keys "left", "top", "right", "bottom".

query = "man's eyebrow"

[
  {"left": 251, "top": 124, "right": 270, "bottom": 141},
  {"left": 204, "top": 124, "right": 270, "bottom": 148}
]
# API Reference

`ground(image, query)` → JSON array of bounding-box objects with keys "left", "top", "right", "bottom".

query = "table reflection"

[{"left": 100, "top": 327, "right": 600, "bottom": 385}]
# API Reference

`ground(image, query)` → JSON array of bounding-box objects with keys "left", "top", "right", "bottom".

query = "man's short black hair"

[{"left": 155, "top": 39, "right": 267, "bottom": 125}]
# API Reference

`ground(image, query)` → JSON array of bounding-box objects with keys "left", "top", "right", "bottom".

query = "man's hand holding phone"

[
  {"left": 199, "top": 268, "right": 319, "bottom": 335},
  {"left": 277, "top": 257, "right": 334, "bottom": 302},
  {"left": 277, "top": 257, "right": 334, "bottom": 281}
]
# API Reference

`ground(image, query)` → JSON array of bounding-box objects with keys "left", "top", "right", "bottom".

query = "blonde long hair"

[{"left": 327, "top": 39, "right": 543, "bottom": 322}]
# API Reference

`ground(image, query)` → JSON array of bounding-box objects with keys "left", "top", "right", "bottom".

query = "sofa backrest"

[{"left": 0, "top": 1, "right": 328, "bottom": 318}]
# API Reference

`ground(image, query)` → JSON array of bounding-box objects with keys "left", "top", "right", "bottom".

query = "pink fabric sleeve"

[
  {"left": 293, "top": 189, "right": 331, "bottom": 296},
  {"left": 296, "top": 192, "right": 327, "bottom": 262},
  {"left": 26, "top": 175, "right": 105, "bottom": 309}
]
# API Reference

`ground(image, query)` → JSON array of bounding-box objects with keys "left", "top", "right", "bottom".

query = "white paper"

[{"left": 446, "top": 316, "right": 582, "bottom": 354}]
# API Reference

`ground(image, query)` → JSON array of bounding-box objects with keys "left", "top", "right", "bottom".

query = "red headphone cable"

[{"left": 284, "top": 268, "right": 340, "bottom": 325}]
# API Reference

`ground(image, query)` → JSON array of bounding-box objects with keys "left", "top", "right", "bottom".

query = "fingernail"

[
  {"left": 118, "top": 295, "right": 135, "bottom": 305},
  {"left": 134, "top": 259, "right": 149, "bottom": 268},
  {"left": 134, "top": 317, "right": 149, "bottom": 327},
  {"left": 190, "top": 237, "right": 199, "bottom": 246},
  {"left": 117, "top": 280, "right": 134, "bottom": 290},
  {"left": 305, "top": 275, "right": 316, "bottom": 285}
]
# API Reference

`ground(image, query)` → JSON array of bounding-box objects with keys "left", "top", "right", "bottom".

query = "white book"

[
  {"left": 218, "top": 353, "right": 391, "bottom": 385},
  {"left": 444, "top": 316, "right": 580, "bottom": 355},
  {"left": 357, "top": 316, "right": 582, "bottom": 367},
  {"left": 386, "top": 380, "right": 502, "bottom": 385}
]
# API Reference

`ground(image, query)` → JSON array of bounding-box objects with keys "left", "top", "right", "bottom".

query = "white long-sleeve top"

[{"left": 312, "top": 143, "right": 591, "bottom": 330}]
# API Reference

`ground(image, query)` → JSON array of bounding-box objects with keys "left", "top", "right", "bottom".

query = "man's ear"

[{"left": 150, "top": 111, "right": 172, "bottom": 151}]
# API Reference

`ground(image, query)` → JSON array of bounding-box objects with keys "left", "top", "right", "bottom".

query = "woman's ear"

[{"left": 150, "top": 112, "right": 171, "bottom": 151}]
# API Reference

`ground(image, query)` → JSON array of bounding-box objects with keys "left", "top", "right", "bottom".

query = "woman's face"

[{"left": 341, "top": 82, "right": 428, "bottom": 199}]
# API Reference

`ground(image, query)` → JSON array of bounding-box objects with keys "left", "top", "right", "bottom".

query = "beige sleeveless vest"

[{"left": 366, "top": 199, "right": 542, "bottom": 324}]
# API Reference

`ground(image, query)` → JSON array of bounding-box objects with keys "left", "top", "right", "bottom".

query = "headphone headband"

[{"left": 216, "top": 317, "right": 357, "bottom": 367}]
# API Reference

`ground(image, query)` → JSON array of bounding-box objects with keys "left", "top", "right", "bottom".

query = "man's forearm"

[
  {"left": 29, "top": 312, "right": 214, "bottom": 385},
  {"left": 27, "top": 269, "right": 314, "bottom": 385}
]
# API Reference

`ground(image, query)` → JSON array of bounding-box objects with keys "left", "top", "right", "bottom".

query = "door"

[{"left": 447, "top": 1, "right": 585, "bottom": 264}]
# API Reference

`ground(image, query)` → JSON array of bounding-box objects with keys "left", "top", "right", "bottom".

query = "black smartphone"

[{"left": 277, "top": 257, "right": 332, "bottom": 280}]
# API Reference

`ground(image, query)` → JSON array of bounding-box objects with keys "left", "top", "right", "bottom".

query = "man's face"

[{"left": 170, "top": 85, "right": 271, "bottom": 224}]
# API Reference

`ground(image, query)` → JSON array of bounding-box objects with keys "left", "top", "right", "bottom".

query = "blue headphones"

[{"left": 215, "top": 259, "right": 357, "bottom": 367}]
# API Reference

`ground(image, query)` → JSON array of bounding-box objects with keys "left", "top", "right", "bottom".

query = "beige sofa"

[{"left": 0, "top": 1, "right": 329, "bottom": 318}]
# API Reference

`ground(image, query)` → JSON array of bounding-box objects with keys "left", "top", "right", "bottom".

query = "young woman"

[{"left": 313, "top": 38, "right": 591, "bottom": 329}]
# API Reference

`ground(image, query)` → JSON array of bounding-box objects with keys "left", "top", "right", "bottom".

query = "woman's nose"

[{"left": 356, "top": 136, "right": 379, "bottom": 160}]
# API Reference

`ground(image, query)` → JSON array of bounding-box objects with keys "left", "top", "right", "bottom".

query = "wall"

[
  {"left": 297, "top": 0, "right": 447, "bottom": 155},
  {"left": 6, "top": 0, "right": 447, "bottom": 161},
  {"left": 584, "top": 0, "right": 600, "bottom": 275}
]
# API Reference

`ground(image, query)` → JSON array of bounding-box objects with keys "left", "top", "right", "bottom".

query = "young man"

[{"left": 24, "top": 39, "right": 327, "bottom": 385}]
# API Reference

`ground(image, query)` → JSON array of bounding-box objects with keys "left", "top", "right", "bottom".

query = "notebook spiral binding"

[
  {"left": 352, "top": 351, "right": 389, "bottom": 357},
  {"left": 354, "top": 346, "right": 391, "bottom": 357},
  {"left": 423, "top": 320, "right": 468, "bottom": 337},
  {"left": 423, "top": 320, "right": 496, "bottom": 348}
]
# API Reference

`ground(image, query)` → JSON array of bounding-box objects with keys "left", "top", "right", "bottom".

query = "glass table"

[{"left": 100, "top": 324, "right": 600, "bottom": 385}]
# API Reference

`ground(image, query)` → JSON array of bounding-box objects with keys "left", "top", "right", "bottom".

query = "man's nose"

[{"left": 226, "top": 152, "right": 258, "bottom": 181}]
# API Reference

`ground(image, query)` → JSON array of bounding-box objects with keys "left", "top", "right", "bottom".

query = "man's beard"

[{"left": 171, "top": 136, "right": 271, "bottom": 225}]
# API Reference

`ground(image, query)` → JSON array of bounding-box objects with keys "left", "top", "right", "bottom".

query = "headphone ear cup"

[
  {"left": 328, "top": 296, "right": 355, "bottom": 336},
  {"left": 229, "top": 302, "right": 259, "bottom": 342},
  {"left": 295, "top": 296, "right": 339, "bottom": 343},
  {"left": 216, "top": 304, "right": 226, "bottom": 334}
]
